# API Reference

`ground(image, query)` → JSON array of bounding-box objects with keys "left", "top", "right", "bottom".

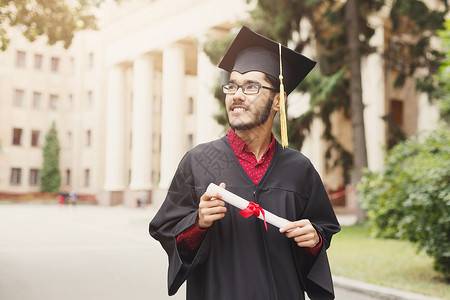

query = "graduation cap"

[{"left": 218, "top": 26, "right": 316, "bottom": 148}]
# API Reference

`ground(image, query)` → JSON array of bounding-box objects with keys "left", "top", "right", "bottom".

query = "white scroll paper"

[{"left": 206, "top": 183, "right": 291, "bottom": 229}]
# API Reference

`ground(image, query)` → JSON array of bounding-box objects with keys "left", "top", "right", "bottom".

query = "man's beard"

[{"left": 227, "top": 95, "right": 274, "bottom": 131}]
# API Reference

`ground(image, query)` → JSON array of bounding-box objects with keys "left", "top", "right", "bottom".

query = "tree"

[
  {"left": 430, "top": 18, "right": 450, "bottom": 122},
  {"left": 345, "top": 0, "right": 368, "bottom": 185},
  {"left": 40, "top": 122, "right": 61, "bottom": 193},
  {"left": 0, "top": 0, "right": 101, "bottom": 51}
]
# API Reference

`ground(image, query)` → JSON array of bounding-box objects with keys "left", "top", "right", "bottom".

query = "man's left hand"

[{"left": 279, "top": 219, "right": 319, "bottom": 248}]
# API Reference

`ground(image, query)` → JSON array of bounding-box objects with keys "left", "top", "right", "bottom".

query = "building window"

[
  {"left": 84, "top": 169, "right": 90, "bottom": 187},
  {"left": 187, "top": 97, "right": 194, "bottom": 114},
  {"left": 130, "top": 132, "right": 132, "bottom": 149},
  {"left": 88, "top": 52, "right": 94, "bottom": 69},
  {"left": 87, "top": 90, "right": 93, "bottom": 108},
  {"left": 29, "top": 169, "right": 40, "bottom": 185},
  {"left": 34, "top": 54, "right": 43, "bottom": 70},
  {"left": 152, "top": 133, "right": 160, "bottom": 151},
  {"left": 10, "top": 168, "right": 22, "bottom": 185},
  {"left": 12, "top": 128, "right": 22, "bottom": 146},
  {"left": 33, "top": 92, "right": 42, "bottom": 109},
  {"left": 68, "top": 94, "right": 73, "bottom": 111},
  {"left": 50, "top": 57, "right": 59, "bottom": 72},
  {"left": 86, "top": 130, "right": 92, "bottom": 146},
  {"left": 66, "top": 169, "right": 71, "bottom": 186},
  {"left": 387, "top": 99, "right": 406, "bottom": 149},
  {"left": 70, "top": 57, "right": 75, "bottom": 74},
  {"left": 153, "top": 95, "right": 161, "bottom": 113},
  {"left": 390, "top": 99, "right": 404, "bottom": 126},
  {"left": 66, "top": 131, "right": 72, "bottom": 149},
  {"left": 14, "top": 89, "right": 25, "bottom": 106},
  {"left": 49, "top": 94, "right": 58, "bottom": 110},
  {"left": 188, "top": 134, "right": 194, "bottom": 149},
  {"left": 31, "top": 130, "right": 40, "bottom": 147},
  {"left": 16, "top": 51, "right": 26, "bottom": 68}
]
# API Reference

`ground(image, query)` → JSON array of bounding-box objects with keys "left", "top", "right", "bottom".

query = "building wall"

[{"left": 0, "top": 28, "right": 104, "bottom": 196}]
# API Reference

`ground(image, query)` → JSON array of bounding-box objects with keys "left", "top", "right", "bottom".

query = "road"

[{"left": 0, "top": 204, "right": 381, "bottom": 300}]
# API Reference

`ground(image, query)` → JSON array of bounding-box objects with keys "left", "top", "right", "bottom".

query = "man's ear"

[{"left": 272, "top": 92, "right": 286, "bottom": 112}]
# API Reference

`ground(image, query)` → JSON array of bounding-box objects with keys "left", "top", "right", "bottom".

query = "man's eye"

[
  {"left": 245, "top": 84, "right": 259, "bottom": 90},
  {"left": 226, "top": 85, "right": 237, "bottom": 91}
]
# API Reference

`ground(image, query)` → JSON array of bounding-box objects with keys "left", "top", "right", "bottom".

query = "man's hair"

[
  {"left": 263, "top": 74, "right": 281, "bottom": 120},
  {"left": 264, "top": 74, "right": 280, "bottom": 93}
]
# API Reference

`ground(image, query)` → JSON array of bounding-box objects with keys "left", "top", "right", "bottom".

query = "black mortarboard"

[{"left": 218, "top": 26, "right": 316, "bottom": 95}]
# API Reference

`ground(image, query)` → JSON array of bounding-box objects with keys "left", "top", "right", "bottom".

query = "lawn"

[{"left": 327, "top": 225, "right": 450, "bottom": 299}]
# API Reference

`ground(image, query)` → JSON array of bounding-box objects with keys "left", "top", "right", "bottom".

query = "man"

[{"left": 150, "top": 26, "right": 340, "bottom": 300}]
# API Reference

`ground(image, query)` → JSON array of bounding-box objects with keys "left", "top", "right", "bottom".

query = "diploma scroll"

[{"left": 206, "top": 183, "right": 291, "bottom": 229}]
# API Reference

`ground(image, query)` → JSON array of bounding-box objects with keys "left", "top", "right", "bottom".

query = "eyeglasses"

[{"left": 222, "top": 84, "right": 278, "bottom": 95}]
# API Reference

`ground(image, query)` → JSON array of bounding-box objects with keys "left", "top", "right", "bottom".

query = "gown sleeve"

[
  {"left": 300, "top": 170, "right": 341, "bottom": 299},
  {"left": 149, "top": 158, "right": 211, "bottom": 296}
]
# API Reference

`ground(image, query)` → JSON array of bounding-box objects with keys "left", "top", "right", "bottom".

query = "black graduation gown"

[{"left": 149, "top": 136, "right": 341, "bottom": 300}]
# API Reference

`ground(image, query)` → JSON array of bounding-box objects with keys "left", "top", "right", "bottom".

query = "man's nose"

[{"left": 233, "top": 86, "right": 246, "bottom": 99}]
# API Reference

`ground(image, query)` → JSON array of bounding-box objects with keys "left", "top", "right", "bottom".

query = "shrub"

[
  {"left": 358, "top": 124, "right": 450, "bottom": 281},
  {"left": 40, "top": 122, "right": 61, "bottom": 193}
]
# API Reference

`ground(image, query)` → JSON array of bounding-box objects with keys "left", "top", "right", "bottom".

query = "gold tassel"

[{"left": 279, "top": 43, "right": 288, "bottom": 148}]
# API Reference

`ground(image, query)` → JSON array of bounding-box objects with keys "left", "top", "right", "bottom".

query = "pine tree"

[{"left": 40, "top": 122, "right": 61, "bottom": 193}]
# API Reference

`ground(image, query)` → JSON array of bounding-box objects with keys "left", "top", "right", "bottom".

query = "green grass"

[{"left": 328, "top": 225, "right": 450, "bottom": 299}]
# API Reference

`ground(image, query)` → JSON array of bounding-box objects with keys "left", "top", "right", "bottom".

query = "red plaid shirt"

[{"left": 176, "top": 129, "right": 322, "bottom": 255}]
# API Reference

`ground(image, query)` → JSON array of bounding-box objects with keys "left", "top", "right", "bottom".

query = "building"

[
  {"left": 0, "top": 24, "right": 106, "bottom": 201},
  {"left": 0, "top": 0, "right": 441, "bottom": 210}
]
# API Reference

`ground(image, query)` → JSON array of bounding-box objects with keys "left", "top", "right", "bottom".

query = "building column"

[
  {"left": 129, "top": 55, "right": 154, "bottom": 193},
  {"left": 103, "top": 65, "right": 127, "bottom": 205},
  {"left": 159, "top": 44, "right": 186, "bottom": 188},
  {"left": 196, "top": 37, "right": 223, "bottom": 144},
  {"left": 302, "top": 117, "right": 325, "bottom": 176},
  {"left": 362, "top": 16, "right": 386, "bottom": 172},
  {"left": 417, "top": 92, "right": 440, "bottom": 134}
]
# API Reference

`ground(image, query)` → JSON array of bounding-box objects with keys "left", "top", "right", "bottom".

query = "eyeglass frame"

[{"left": 222, "top": 83, "right": 279, "bottom": 95}]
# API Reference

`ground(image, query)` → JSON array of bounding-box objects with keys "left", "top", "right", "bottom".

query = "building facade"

[
  {"left": 0, "top": 0, "right": 440, "bottom": 209},
  {"left": 0, "top": 25, "right": 106, "bottom": 199}
]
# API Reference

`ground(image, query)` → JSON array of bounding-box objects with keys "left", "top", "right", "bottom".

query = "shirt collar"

[
  {"left": 227, "top": 128, "right": 276, "bottom": 158},
  {"left": 227, "top": 128, "right": 247, "bottom": 154}
]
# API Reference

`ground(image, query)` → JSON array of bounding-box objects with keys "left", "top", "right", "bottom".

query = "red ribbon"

[{"left": 238, "top": 202, "right": 268, "bottom": 231}]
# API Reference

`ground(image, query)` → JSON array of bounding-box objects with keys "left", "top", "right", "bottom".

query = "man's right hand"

[{"left": 198, "top": 182, "right": 227, "bottom": 229}]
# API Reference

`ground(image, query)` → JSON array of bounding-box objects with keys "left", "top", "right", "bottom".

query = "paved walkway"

[
  {"left": 0, "top": 204, "right": 182, "bottom": 300},
  {"left": 0, "top": 204, "right": 442, "bottom": 300}
]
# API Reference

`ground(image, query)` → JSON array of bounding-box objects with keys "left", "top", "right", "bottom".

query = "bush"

[
  {"left": 358, "top": 124, "right": 450, "bottom": 281},
  {"left": 40, "top": 122, "right": 61, "bottom": 193}
]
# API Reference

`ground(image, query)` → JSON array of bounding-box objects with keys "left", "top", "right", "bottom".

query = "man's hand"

[
  {"left": 279, "top": 219, "right": 319, "bottom": 248},
  {"left": 198, "top": 182, "right": 227, "bottom": 229}
]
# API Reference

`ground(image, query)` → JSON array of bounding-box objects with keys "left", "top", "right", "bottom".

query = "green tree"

[
  {"left": 434, "top": 19, "right": 450, "bottom": 122},
  {"left": 40, "top": 122, "right": 61, "bottom": 193},
  {"left": 0, "top": 0, "right": 101, "bottom": 51}
]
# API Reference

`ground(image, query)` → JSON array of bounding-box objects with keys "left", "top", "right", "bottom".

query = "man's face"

[{"left": 225, "top": 71, "right": 277, "bottom": 131}]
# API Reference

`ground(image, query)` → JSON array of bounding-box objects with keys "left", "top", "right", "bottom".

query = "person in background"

[
  {"left": 69, "top": 189, "right": 78, "bottom": 206},
  {"left": 139, "top": 190, "right": 148, "bottom": 207}
]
